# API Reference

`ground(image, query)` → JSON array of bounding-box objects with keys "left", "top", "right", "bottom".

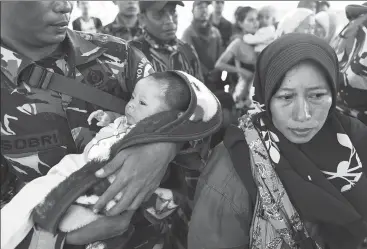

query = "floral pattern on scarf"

[{"left": 238, "top": 106, "right": 319, "bottom": 249}]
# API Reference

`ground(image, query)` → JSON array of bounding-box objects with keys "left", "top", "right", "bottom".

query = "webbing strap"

[{"left": 22, "top": 65, "right": 126, "bottom": 114}]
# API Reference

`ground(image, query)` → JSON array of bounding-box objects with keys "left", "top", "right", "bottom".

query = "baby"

[
  {"left": 1, "top": 71, "right": 191, "bottom": 249},
  {"left": 243, "top": 6, "right": 277, "bottom": 53}
]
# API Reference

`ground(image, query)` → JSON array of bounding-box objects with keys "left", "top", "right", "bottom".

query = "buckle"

[{"left": 27, "top": 65, "right": 53, "bottom": 90}]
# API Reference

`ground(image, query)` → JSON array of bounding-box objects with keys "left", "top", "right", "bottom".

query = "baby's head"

[
  {"left": 258, "top": 6, "right": 276, "bottom": 28},
  {"left": 125, "top": 71, "right": 191, "bottom": 124}
]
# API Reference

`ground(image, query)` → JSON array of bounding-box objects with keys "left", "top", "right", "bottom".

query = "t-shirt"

[{"left": 225, "top": 38, "right": 257, "bottom": 71}]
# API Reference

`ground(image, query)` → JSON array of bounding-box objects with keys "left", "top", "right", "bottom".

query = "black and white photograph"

[{"left": 1, "top": 1, "right": 367, "bottom": 249}]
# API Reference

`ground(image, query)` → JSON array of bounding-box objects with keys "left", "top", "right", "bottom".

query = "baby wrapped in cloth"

[{"left": 1, "top": 70, "right": 222, "bottom": 249}]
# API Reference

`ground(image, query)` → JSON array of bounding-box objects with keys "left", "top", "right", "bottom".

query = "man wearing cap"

[
  {"left": 182, "top": 1, "right": 223, "bottom": 92},
  {"left": 132, "top": 1, "right": 203, "bottom": 82},
  {"left": 131, "top": 2, "right": 210, "bottom": 248},
  {"left": 101, "top": 1, "right": 142, "bottom": 41},
  {"left": 0, "top": 1, "right": 220, "bottom": 249}
]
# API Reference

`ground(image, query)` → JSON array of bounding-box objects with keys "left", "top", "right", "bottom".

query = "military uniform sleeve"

[
  {"left": 188, "top": 143, "right": 251, "bottom": 249},
  {"left": 125, "top": 43, "right": 155, "bottom": 92}
]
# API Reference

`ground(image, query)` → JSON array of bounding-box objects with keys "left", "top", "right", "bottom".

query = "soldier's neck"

[
  {"left": 2, "top": 37, "right": 60, "bottom": 62},
  {"left": 116, "top": 13, "right": 138, "bottom": 28}
]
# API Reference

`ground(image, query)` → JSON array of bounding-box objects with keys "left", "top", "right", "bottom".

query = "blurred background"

[{"left": 69, "top": 1, "right": 365, "bottom": 38}]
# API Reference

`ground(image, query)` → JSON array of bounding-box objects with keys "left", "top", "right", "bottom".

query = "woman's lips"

[{"left": 289, "top": 127, "right": 314, "bottom": 137}]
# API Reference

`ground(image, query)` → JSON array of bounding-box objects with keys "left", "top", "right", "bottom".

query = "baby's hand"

[{"left": 87, "top": 110, "right": 113, "bottom": 127}]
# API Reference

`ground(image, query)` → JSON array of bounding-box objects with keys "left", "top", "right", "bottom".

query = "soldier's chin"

[{"left": 42, "top": 31, "right": 67, "bottom": 45}]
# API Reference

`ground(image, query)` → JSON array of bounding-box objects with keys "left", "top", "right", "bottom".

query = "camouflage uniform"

[
  {"left": 131, "top": 30, "right": 204, "bottom": 82},
  {"left": 0, "top": 29, "right": 180, "bottom": 249},
  {"left": 101, "top": 18, "right": 143, "bottom": 42},
  {"left": 131, "top": 30, "right": 206, "bottom": 249}
]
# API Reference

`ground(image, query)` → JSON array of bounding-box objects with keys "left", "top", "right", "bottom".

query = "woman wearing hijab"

[
  {"left": 188, "top": 33, "right": 367, "bottom": 249},
  {"left": 315, "top": 10, "right": 338, "bottom": 44},
  {"left": 276, "top": 8, "right": 315, "bottom": 37},
  {"left": 215, "top": 6, "right": 259, "bottom": 108}
]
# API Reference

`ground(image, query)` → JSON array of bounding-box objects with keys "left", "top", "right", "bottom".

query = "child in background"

[{"left": 243, "top": 6, "right": 277, "bottom": 53}]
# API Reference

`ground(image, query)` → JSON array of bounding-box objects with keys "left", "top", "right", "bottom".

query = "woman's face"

[
  {"left": 295, "top": 15, "right": 316, "bottom": 34},
  {"left": 239, "top": 10, "right": 259, "bottom": 34},
  {"left": 270, "top": 62, "right": 333, "bottom": 144}
]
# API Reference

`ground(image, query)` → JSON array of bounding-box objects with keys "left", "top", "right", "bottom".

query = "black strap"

[
  {"left": 21, "top": 64, "right": 127, "bottom": 114},
  {"left": 223, "top": 125, "right": 257, "bottom": 207}
]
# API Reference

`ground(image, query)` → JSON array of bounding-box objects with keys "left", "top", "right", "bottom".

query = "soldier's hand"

[{"left": 92, "top": 142, "right": 178, "bottom": 215}]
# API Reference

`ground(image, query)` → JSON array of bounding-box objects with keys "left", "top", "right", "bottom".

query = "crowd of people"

[{"left": 1, "top": 1, "right": 366, "bottom": 249}]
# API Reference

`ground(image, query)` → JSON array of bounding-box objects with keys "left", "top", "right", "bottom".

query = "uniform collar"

[{"left": 1, "top": 28, "right": 107, "bottom": 86}]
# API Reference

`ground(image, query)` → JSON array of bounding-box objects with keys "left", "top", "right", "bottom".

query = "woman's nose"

[
  {"left": 53, "top": 1, "right": 73, "bottom": 14},
  {"left": 293, "top": 98, "right": 312, "bottom": 122}
]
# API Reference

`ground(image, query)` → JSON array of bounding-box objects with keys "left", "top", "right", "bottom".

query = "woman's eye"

[
  {"left": 139, "top": 101, "right": 146, "bottom": 106},
  {"left": 278, "top": 95, "right": 293, "bottom": 101},
  {"left": 310, "top": 93, "right": 326, "bottom": 99}
]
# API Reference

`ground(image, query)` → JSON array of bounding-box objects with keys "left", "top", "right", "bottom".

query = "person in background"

[
  {"left": 243, "top": 5, "right": 277, "bottom": 53},
  {"left": 332, "top": 3, "right": 367, "bottom": 125},
  {"left": 215, "top": 7, "right": 258, "bottom": 108},
  {"left": 276, "top": 8, "right": 315, "bottom": 37},
  {"left": 133, "top": 1, "right": 206, "bottom": 248},
  {"left": 318, "top": 1, "right": 330, "bottom": 13},
  {"left": 315, "top": 10, "right": 338, "bottom": 44},
  {"left": 72, "top": 1, "right": 102, "bottom": 33},
  {"left": 134, "top": 1, "right": 203, "bottom": 81},
  {"left": 210, "top": 1, "right": 233, "bottom": 48},
  {"left": 101, "top": 1, "right": 142, "bottom": 41},
  {"left": 297, "top": 0, "right": 318, "bottom": 13},
  {"left": 182, "top": 1, "right": 222, "bottom": 92}
]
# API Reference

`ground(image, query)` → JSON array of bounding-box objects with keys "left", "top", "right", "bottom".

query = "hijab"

[
  {"left": 315, "top": 11, "right": 338, "bottom": 44},
  {"left": 252, "top": 33, "right": 367, "bottom": 249},
  {"left": 276, "top": 8, "right": 315, "bottom": 37}
]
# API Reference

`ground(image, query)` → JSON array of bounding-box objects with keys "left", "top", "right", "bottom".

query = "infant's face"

[
  {"left": 125, "top": 78, "right": 170, "bottom": 124},
  {"left": 258, "top": 11, "right": 274, "bottom": 28}
]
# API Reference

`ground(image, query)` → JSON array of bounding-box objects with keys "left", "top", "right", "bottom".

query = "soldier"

[
  {"left": 101, "top": 1, "right": 142, "bottom": 41},
  {"left": 0, "top": 1, "right": 219, "bottom": 249},
  {"left": 132, "top": 1, "right": 204, "bottom": 82},
  {"left": 131, "top": 1, "right": 207, "bottom": 247}
]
